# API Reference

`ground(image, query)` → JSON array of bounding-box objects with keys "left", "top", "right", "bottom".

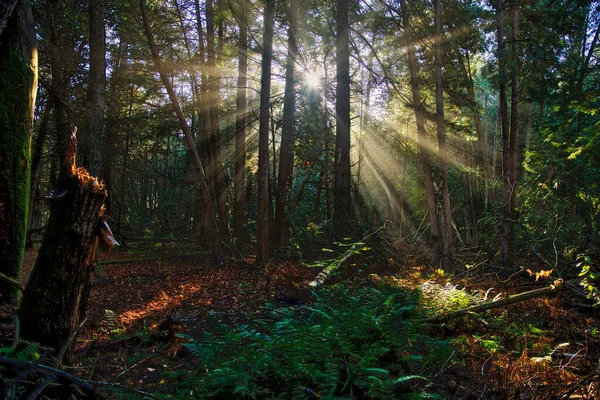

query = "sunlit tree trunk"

[
  {"left": 140, "top": 0, "right": 223, "bottom": 263},
  {"left": 400, "top": 0, "right": 441, "bottom": 259},
  {"left": 0, "top": 0, "right": 37, "bottom": 304},
  {"left": 256, "top": 0, "right": 275, "bottom": 265},
  {"left": 435, "top": 0, "right": 453, "bottom": 259},
  {"left": 272, "top": 0, "right": 298, "bottom": 249},
  {"left": 206, "top": 0, "right": 229, "bottom": 243},
  {"left": 232, "top": 0, "right": 248, "bottom": 248},
  {"left": 333, "top": 0, "right": 353, "bottom": 238}
]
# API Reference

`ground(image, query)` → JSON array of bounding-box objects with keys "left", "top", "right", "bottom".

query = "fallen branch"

[
  {"left": 0, "top": 356, "right": 96, "bottom": 394},
  {"left": 423, "top": 278, "right": 580, "bottom": 323},
  {"left": 308, "top": 226, "right": 385, "bottom": 288}
]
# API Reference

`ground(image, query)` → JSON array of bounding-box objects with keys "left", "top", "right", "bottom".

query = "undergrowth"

[{"left": 166, "top": 283, "right": 451, "bottom": 399}]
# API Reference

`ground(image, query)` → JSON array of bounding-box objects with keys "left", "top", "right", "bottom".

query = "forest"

[{"left": 0, "top": 0, "right": 599, "bottom": 398}]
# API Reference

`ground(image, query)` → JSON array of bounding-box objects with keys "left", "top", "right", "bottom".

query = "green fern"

[{"left": 168, "top": 283, "right": 446, "bottom": 399}]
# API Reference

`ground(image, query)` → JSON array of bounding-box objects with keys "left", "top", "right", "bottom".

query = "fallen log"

[{"left": 423, "top": 278, "right": 580, "bottom": 323}]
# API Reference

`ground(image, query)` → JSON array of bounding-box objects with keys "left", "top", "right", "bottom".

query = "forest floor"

[{"left": 18, "top": 242, "right": 600, "bottom": 399}]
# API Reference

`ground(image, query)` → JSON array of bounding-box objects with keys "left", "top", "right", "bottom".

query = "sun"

[{"left": 303, "top": 70, "right": 321, "bottom": 88}]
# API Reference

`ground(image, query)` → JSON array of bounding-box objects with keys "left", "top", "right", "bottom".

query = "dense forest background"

[
  {"left": 18, "top": 0, "right": 600, "bottom": 267},
  {"left": 1, "top": 0, "right": 599, "bottom": 398},
  {"left": 6, "top": 0, "right": 596, "bottom": 267}
]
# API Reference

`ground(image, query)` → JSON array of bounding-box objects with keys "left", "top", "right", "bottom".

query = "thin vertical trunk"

[
  {"left": 140, "top": 0, "right": 223, "bottom": 263},
  {"left": 194, "top": 0, "right": 212, "bottom": 193},
  {"left": 496, "top": 0, "right": 512, "bottom": 269},
  {"left": 506, "top": 1, "right": 519, "bottom": 266},
  {"left": 48, "top": 0, "right": 71, "bottom": 182},
  {"left": 435, "top": 0, "right": 453, "bottom": 257},
  {"left": 272, "top": 0, "right": 298, "bottom": 249},
  {"left": 400, "top": 0, "right": 441, "bottom": 259},
  {"left": 256, "top": 0, "right": 275, "bottom": 265},
  {"left": 333, "top": 0, "right": 353, "bottom": 238},
  {"left": 86, "top": 0, "right": 106, "bottom": 177},
  {"left": 116, "top": 84, "right": 134, "bottom": 234},
  {"left": 206, "top": 0, "right": 229, "bottom": 242},
  {"left": 232, "top": 0, "right": 248, "bottom": 247},
  {"left": 102, "top": 42, "right": 126, "bottom": 215}
]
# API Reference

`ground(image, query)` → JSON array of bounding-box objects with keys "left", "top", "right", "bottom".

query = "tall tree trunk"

[
  {"left": 116, "top": 84, "right": 134, "bottom": 234},
  {"left": 232, "top": 0, "right": 248, "bottom": 248},
  {"left": 272, "top": 0, "right": 298, "bottom": 249},
  {"left": 333, "top": 0, "right": 353, "bottom": 238},
  {"left": 140, "top": 0, "right": 223, "bottom": 263},
  {"left": 434, "top": 0, "right": 453, "bottom": 259},
  {"left": 256, "top": 0, "right": 275, "bottom": 265},
  {"left": 0, "top": 0, "right": 37, "bottom": 304},
  {"left": 48, "top": 0, "right": 71, "bottom": 183},
  {"left": 400, "top": 0, "right": 441, "bottom": 259},
  {"left": 102, "top": 41, "right": 126, "bottom": 215},
  {"left": 206, "top": 0, "right": 229, "bottom": 243},
  {"left": 20, "top": 130, "right": 106, "bottom": 360},
  {"left": 506, "top": 1, "right": 519, "bottom": 268},
  {"left": 496, "top": 0, "right": 512, "bottom": 269},
  {"left": 84, "top": 0, "right": 106, "bottom": 177}
]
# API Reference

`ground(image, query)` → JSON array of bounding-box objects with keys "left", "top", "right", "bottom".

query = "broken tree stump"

[{"left": 19, "top": 129, "right": 107, "bottom": 359}]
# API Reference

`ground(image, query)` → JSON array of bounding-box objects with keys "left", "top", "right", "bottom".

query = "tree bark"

[
  {"left": 333, "top": 0, "right": 353, "bottom": 238},
  {"left": 0, "top": 0, "right": 37, "bottom": 304},
  {"left": 19, "top": 130, "right": 105, "bottom": 359},
  {"left": 232, "top": 0, "right": 248, "bottom": 248},
  {"left": 434, "top": 0, "right": 453, "bottom": 259},
  {"left": 47, "top": 0, "right": 71, "bottom": 181},
  {"left": 140, "top": 0, "right": 223, "bottom": 263},
  {"left": 272, "top": 0, "right": 298, "bottom": 249},
  {"left": 256, "top": 0, "right": 275, "bottom": 265},
  {"left": 206, "top": 0, "right": 229, "bottom": 243},
  {"left": 496, "top": 0, "right": 512, "bottom": 269},
  {"left": 400, "top": 0, "right": 441, "bottom": 259},
  {"left": 84, "top": 0, "right": 106, "bottom": 177}
]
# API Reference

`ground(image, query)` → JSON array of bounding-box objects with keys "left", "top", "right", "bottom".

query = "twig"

[
  {"left": 0, "top": 272, "right": 24, "bottom": 293},
  {"left": 136, "top": 388, "right": 157, "bottom": 398},
  {"left": 26, "top": 372, "right": 57, "bottom": 400},
  {"left": 115, "top": 355, "right": 156, "bottom": 378},
  {"left": 57, "top": 316, "right": 87, "bottom": 362}
]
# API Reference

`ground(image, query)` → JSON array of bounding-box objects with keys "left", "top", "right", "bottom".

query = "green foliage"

[
  {"left": 577, "top": 254, "right": 600, "bottom": 306},
  {"left": 419, "top": 281, "right": 482, "bottom": 315},
  {"left": 170, "top": 284, "right": 448, "bottom": 399},
  {"left": 0, "top": 342, "right": 42, "bottom": 362}
]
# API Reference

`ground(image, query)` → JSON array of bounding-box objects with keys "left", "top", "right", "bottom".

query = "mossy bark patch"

[{"left": 0, "top": 0, "right": 37, "bottom": 303}]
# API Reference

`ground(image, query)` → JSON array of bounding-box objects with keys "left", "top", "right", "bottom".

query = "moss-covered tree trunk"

[
  {"left": 0, "top": 0, "right": 38, "bottom": 304},
  {"left": 19, "top": 130, "right": 106, "bottom": 358}
]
